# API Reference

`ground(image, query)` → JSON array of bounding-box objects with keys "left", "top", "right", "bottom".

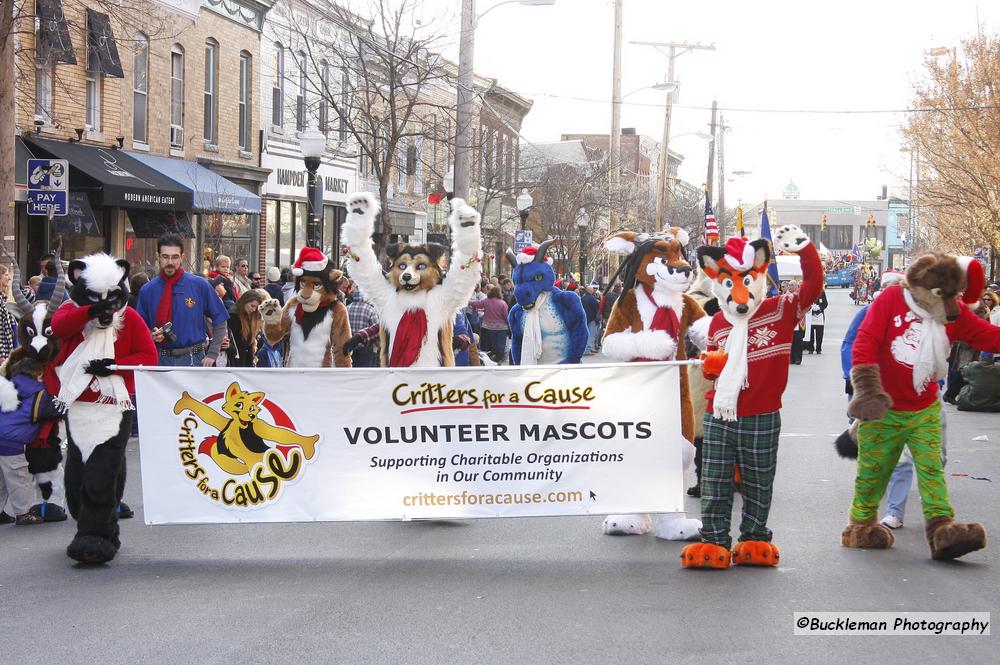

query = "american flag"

[{"left": 704, "top": 190, "right": 720, "bottom": 243}]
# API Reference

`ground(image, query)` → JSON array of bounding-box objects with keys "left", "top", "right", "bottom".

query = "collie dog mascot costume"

[
  {"left": 681, "top": 225, "right": 821, "bottom": 569},
  {"left": 341, "top": 192, "right": 482, "bottom": 367},
  {"left": 49, "top": 253, "right": 157, "bottom": 564},
  {"left": 843, "top": 253, "right": 1000, "bottom": 560},
  {"left": 599, "top": 228, "right": 708, "bottom": 540},
  {"left": 0, "top": 245, "right": 68, "bottom": 521},
  {"left": 506, "top": 241, "right": 588, "bottom": 365},
  {"left": 260, "top": 247, "right": 352, "bottom": 368}
]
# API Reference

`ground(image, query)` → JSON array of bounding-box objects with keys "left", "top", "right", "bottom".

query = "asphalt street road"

[{"left": 1, "top": 289, "right": 996, "bottom": 664}]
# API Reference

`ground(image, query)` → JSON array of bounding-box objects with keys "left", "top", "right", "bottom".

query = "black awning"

[
  {"left": 126, "top": 209, "right": 194, "bottom": 239},
  {"left": 25, "top": 137, "right": 193, "bottom": 211},
  {"left": 15, "top": 136, "right": 34, "bottom": 189},
  {"left": 36, "top": 0, "right": 76, "bottom": 65},
  {"left": 86, "top": 9, "right": 123, "bottom": 78},
  {"left": 52, "top": 192, "right": 102, "bottom": 236}
]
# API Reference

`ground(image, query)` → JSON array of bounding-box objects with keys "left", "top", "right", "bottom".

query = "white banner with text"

[{"left": 134, "top": 363, "right": 686, "bottom": 524}]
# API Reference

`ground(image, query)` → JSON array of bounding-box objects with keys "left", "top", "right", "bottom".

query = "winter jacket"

[{"left": 0, "top": 374, "right": 61, "bottom": 456}]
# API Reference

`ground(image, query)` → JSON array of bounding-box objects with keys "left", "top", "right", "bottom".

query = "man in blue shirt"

[{"left": 136, "top": 233, "right": 229, "bottom": 367}]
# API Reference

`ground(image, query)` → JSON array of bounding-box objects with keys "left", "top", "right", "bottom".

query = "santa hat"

[
  {"left": 292, "top": 247, "right": 330, "bottom": 276},
  {"left": 880, "top": 270, "right": 905, "bottom": 288},
  {"left": 956, "top": 256, "right": 986, "bottom": 308},
  {"left": 721, "top": 237, "right": 756, "bottom": 271},
  {"left": 515, "top": 244, "right": 553, "bottom": 265}
]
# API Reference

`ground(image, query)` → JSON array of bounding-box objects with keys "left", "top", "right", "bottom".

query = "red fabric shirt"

[
  {"left": 705, "top": 243, "right": 823, "bottom": 417},
  {"left": 852, "top": 285, "right": 1000, "bottom": 411},
  {"left": 46, "top": 302, "right": 159, "bottom": 401}
]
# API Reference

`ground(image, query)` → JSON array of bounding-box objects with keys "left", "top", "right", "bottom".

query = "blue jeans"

[
  {"left": 885, "top": 400, "right": 948, "bottom": 520},
  {"left": 157, "top": 351, "right": 206, "bottom": 367},
  {"left": 587, "top": 321, "right": 601, "bottom": 352}
]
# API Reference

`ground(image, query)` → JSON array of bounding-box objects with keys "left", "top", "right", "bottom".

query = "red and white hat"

[
  {"left": 292, "top": 246, "right": 330, "bottom": 276},
  {"left": 515, "top": 244, "right": 553, "bottom": 265},
  {"left": 956, "top": 256, "right": 986, "bottom": 308},
  {"left": 722, "top": 237, "right": 756, "bottom": 271},
  {"left": 880, "top": 270, "right": 905, "bottom": 288}
]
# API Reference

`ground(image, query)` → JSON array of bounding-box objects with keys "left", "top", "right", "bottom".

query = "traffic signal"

[
  {"left": 866, "top": 213, "right": 876, "bottom": 229},
  {"left": 820, "top": 213, "right": 828, "bottom": 232}
]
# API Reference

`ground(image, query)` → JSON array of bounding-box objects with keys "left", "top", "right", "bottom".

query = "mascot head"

[
  {"left": 2, "top": 250, "right": 66, "bottom": 365},
  {"left": 385, "top": 243, "right": 446, "bottom": 293},
  {"left": 67, "top": 253, "right": 130, "bottom": 328},
  {"left": 905, "top": 252, "right": 985, "bottom": 323},
  {"left": 605, "top": 227, "right": 693, "bottom": 295},
  {"left": 506, "top": 241, "right": 556, "bottom": 310},
  {"left": 696, "top": 237, "right": 771, "bottom": 319},
  {"left": 291, "top": 247, "right": 342, "bottom": 312}
]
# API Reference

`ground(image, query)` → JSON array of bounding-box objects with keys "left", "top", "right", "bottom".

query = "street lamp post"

[
  {"left": 516, "top": 188, "right": 533, "bottom": 230},
  {"left": 576, "top": 207, "right": 590, "bottom": 285},
  {"left": 299, "top": 126, "right": 328, "bottom": 248}
]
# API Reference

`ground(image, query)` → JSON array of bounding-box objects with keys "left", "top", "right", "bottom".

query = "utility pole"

[
  {"left": 608, "top": 0, "right": 623, "bottom": 229},
  {"left": 454, "top": 0, "right": 476, "bottom": 202},
  {"left": 0, "top": 1, "right": 17, "bottom": 253},
  {"left": 630, "top": 41, "right": 715, "bottom": 230},
  {"left": 716, "top": 113, "right": 726, "bottom": 240},
  {"left": 705, "top": 99, "right": 717, "bottom": 210}
]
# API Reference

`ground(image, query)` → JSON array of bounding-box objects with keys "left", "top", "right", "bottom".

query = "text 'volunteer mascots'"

[
  {"left": 843, "top": 253, "right": 1000, "bottom": 560},
  {"left": 683, "top": 225, "right": 822, "bottom": 569}
]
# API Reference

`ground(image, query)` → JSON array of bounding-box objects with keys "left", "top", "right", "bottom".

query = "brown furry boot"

[
  {"left": 925, "top": 516, "right": 987, "bottom": 560},
  {"left": 841, "top": 517, "right": 895, "bottom": 549}
]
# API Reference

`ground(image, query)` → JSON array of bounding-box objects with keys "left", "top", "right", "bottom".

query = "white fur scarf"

[
  {"left": 519, "top": 291, "right": 548, "bottom": 365},
  {"left": 712, "top": 311, "right": 750, "bottom": 421},
  {"left": 56, "top": 313, "right": 132, "bottom": 412},
  {"left": 903, "top": 289, "right": 950, "bottom": 393}
]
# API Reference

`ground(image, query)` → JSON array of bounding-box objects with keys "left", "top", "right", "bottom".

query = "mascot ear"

[
  {"left": 696, "top": 246, "right": 727, "bottom": 278},
  {"left": 605, "top": 232, "right": 639, "bottom": 255},
  {"left": 226, "top": 382, "right": 241, "bottom": 401},
  {"left": 249, "top": 392, "right": 265, "bottom": 406},
  {"left": 67, "top": 260, "right": 86, "bottom": 285},
  {"left": 425, "top": 243, "right": 448, "bottom": 265},
  {"left": 385, "top": 243, "right": 403, "bottom": 261},
  {"left": 328, "top": 268, "right": 344, "bottom": 285},
  {"left": 115, "top": 259, "right": 131, "bottom": 279},
  {"left": 505, "top": 249, "right": 518, "bottom": 268},
  {"left": 750, "top": 240, "right": 772, "bottom": 270},
  {"left": 667, "top": 226, "right": 690, "bottom": 248},
  {"left": 906, "top": 253, "right": 938, "bottom": 286}
]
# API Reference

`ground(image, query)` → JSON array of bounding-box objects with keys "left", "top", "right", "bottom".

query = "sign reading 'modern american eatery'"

[{"left": 133, "top": 363, "right": 686, "bottom": 525}]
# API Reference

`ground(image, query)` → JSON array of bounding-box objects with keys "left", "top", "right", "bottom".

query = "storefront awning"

[
  {"left": 85, "top": 9, "right": 123, "bottom": 78},
  {"left": 53, "top": 192, "right": 102, "bottom": 236},
  {"left": 14, "top": 137, "right": 34, "bottom": 202},
  {"left": 126, "top": 209, "right": 194, "bottom": 239},
  {"left": 25, "top": 137, "right": 193, "bottom": 211},
  {"left": 37, "top": 0, "right": 76, "bottom": 65},
  {"left": 126, "top": 152, "right": 261, "bottom": 214}
]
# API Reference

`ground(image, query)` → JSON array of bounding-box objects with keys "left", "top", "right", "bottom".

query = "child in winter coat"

[{"left": 0, "top": 358, "right": 64, "bottom": 525}]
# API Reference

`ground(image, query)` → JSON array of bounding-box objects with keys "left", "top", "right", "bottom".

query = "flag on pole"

[
  {"left": 760, "top": 202, "right": 781, "bottom": 296},
  {"left": 736, "top": 206, "right": 744, "bottom": 238},
  {"left": 704, "top": 191, "right": 720, "bottom": 244}
]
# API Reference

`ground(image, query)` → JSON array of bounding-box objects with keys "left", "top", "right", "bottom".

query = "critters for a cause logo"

[{"left": 173, "top": 381, "right": 320, "bottom": 507}]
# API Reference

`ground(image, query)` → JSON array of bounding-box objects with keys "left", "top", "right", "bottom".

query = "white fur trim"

[
  {"left": 515, "top": 252, "right": 534, "bottom": 265},
  {"left": 299, "top": 259, "right": 328, "bottom": 273},
  {"left": 67, "top": 402, "right": 125, "bottom": 464},
  {"left": 674, "top": 228, "right": 690, "bottom": 247},
  {"left": 728, "top": 243, "right": 755, "bottom": 271},
  {"left": 78, "top": 253, "right": 125, "bottom": 295},
  {"left": 0, "top": 376, "right": 20, "bottom": 413},
  {"left": 635, "top": 329, "right": 676, "bottom": 360},
  {"left": 688, "top": 315, "right": 711, "bottom": 352},
  {"left": 602, "top": 514, "right": 653, "bottom": 535},
  {"left": 604, "top": 236, "right": 635, "bottom": 255},
  {"left": 286, "top": 307, "right": 335, "bottom": 368},
  {"left": 600, "top": 330, "right": 639, "bottom": 361}
]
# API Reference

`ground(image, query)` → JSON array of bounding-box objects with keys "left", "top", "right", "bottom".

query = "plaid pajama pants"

[{"left": 701, "top": 411, "right": 782, "bottom": 549}]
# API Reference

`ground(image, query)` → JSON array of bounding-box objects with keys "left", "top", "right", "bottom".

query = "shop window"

[
  {"left": 170, "top": 47, "right": 184, "bottom": 147},
  {"left": 296, "top": 50, "right": 307, "bottom": 132},
  {"left": 239, "top": 51, "right": 252, "bottom": 151},
  {"left": 133, "top": 33, "right": 148, "bottom": 143},
  {"left": 204, "top": 39, "right": 219, "bottom": 144},
  {"left": 272, "top": 43, "right": 284, "bottom": 128},
  {"left": 264, "top": 200, "right": 277, "bottom": 269},
  {"left": 279, "top": 200, "right": 294, "bottom": 268},
  {"left": 85, "top": 69, "right": 101, "bottom": 131}
]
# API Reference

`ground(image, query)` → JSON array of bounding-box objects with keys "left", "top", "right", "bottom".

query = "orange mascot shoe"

[
  {"left": 731, "top": 540, "right": 780, "bottom": 566},
  {"left": 680, "top": 542, "right": 732, "bottom": 569}
]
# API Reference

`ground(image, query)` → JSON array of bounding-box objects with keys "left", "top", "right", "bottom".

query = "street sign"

[
  {"left": 514, "top": 229, "right": 533, "bottom": 253},
  {"left": 27, "top": 158, "right": 69, "bottom": 216}
]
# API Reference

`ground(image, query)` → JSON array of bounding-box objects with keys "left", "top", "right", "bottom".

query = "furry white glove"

[
  {"left": 342, "top": 192, "right": 380, "bottom": 247},
  {"left": 774, "top": 224, "right": 811, "bottom": 253},
  {"left": 634, "top": 329, "right": 676, "bottom": 360},
  {"left": 448, "top": 199, "right": 482, "bottom": 257},
  {"left": 259, "top": 298, "right": 283, "bottom": 325}
]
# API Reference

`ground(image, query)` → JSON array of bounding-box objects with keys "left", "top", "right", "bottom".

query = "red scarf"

[
  {"left": 636, "top": 284, "right": 679, "bottom": 362},
  {"left": 156, "top": 268, "right": 184, "bottom": 327},
  {"left": 389, "top": 309, "right": 428, "bottom": 367}
]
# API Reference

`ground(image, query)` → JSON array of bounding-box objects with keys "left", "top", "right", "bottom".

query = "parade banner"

[{"left": 133, "top": 363, "right": 687, "bottom": 525}]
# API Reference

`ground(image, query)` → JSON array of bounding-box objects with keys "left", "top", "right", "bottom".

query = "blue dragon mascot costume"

[{"left": 507, "top": 241, "right": 589, "bottom": 365}]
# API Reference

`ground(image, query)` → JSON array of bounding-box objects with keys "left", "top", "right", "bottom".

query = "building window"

[
  {"left": 170, "top": 47, "right": 184, "bottom": 147},
  {"left": 296, "top": 50, "right": 307, "bottom": 131},
  {"left": 239, "top": 51, "right": 252, "bottom": 151},
  {"left": 339, "top": 68, "right": 349, "bottom": 142},
  {"left": 35, "top": 62, "right": 53, "bottom": 123},
  {"left": 203, "top": 39, "right": 218, "bottom": 143},
  {"left": 133, "top": 33, "right": 148, "bottom": 143},
  {"left": 85, "top": 69, "right": 101, "bottom": 131},
  {"left": 319, "top": 60, "right": 329, "bottom": 133},
  {"left": 397, "top": 136, "right": 408, "bottom": 189},
  {"left": 271, "top": 43, "right": 283, "bottom": 128}
]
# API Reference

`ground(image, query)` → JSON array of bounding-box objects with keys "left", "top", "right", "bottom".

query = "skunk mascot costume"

[{"left": 49, "top": 254, "right": 157, "bottom": 564}]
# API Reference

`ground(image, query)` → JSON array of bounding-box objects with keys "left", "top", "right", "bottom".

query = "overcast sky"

[{"left": 415, "top": 0, "right": 997, "bottom": 208}]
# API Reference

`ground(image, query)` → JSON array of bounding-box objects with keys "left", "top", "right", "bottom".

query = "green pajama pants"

[
  {"left": 850, "top": 402, "right": 952, "bottom": 523},
  {"left": 700, "top": 411, "right": 781, "bottom": 550}
]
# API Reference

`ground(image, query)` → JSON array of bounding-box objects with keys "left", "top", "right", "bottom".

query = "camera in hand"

[{"left": 156, "top": 321, "right": 177, "bottom": 344}]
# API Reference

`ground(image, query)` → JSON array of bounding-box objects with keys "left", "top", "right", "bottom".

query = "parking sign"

[
  {"left": 514, "top": 229, "right": 533, "bottom": 253},
  {"left": 27, "top": 158, "right": 69, "bottom": 216}
]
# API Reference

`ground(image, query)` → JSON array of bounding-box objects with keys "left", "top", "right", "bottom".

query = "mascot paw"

[
  {"left": 448, "top": 199, "right": 482, "bottom": 256},
  {"left": 841, "top": 517, "right": 895, "bottom": 549},
  {"left": 635, "top": 330, "right": 676, "bottom": 360},
  {"left": 834, "top": 421, "right": 860, "bottom": 459},
  {"left": 654, "top": 514, "right": 702, "bottom": 541},
  {"left": 701, "top": 350, "right": 728, "bottom": 380},
  {"left": 732, "top": 541, "right": 780, "bottom": 566},
  {"left": 680, "top": 542, "right": 731, "bottom": 569},
  {"left": 926, "top": 516, "right": 987, "bottom": 561},
  {"left": 773, "top": 224, "right": 810, "bottom": 253},
  {"left": 602, "top": 513, "right": 653, "bottom": 535},
  {"left": 342, "top": 192, "right": 379, "bottom": 246},
  {"left": 66, "top": 534, "right": 118, "bottom": 565},
  {"left": 847, "top": 393, "right": 890, "bottom": 422},
  {"left": 258, "top": 298, "right": 283, "bottom": 324}
]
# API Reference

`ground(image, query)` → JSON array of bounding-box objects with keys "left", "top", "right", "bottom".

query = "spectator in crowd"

[
  {"left": 264, "top": 266, "right": 285, "bottom": 305},
  {"left": 501, "top": 278, "right": 516, "bottom": 309},
  {"left": 27, "top": 275, "right": 41, "bottom": 296},
  {"left": 226, "top": 290, "right": 265, "bottom": 367},
  {"left": 210, "top": 275, "right": 237, "bottom": 312},
  {"left": 280, "top": 267, "right": 295, "bottom": 303},
  {"left": 344, "top": 282, "right": 380, "bottom": 367},
  {"left": 233, "top": 258, "right": 253, "bottom": 296},
  {"left": 0, "top": 264, "right": 19, "bottom": 366},
  {"left": 805, "top": 288, "right": 829, "bottom": 354},
  {"left": 34, "top": 260, "right": 60, "bottom": 302},
  {"left": 452, "top": 310, "right": 480, "bottom": 367},
  {"left": 208, "top": 255, "right": 237, "bottom": 294},
  {"left": 136, "top": 233, "right": 229, "bottom": 367},
  {"left": 470, "top": 286, "right": 509, "bottom": 364},
  {"left": 128, "top": 272, "right": 150, "bottom": 310},
  {"left": 581, "top": 285, "right": 601, "bottom": 355},
  {"left": 250, "top": 271, "right": 264, "bottom": 290},
  {"left": 466, "top": 283, "right": 486, "bottom": 338},
  {"left": 35, "top": 252, "right": 55, "bottom": 280}
]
